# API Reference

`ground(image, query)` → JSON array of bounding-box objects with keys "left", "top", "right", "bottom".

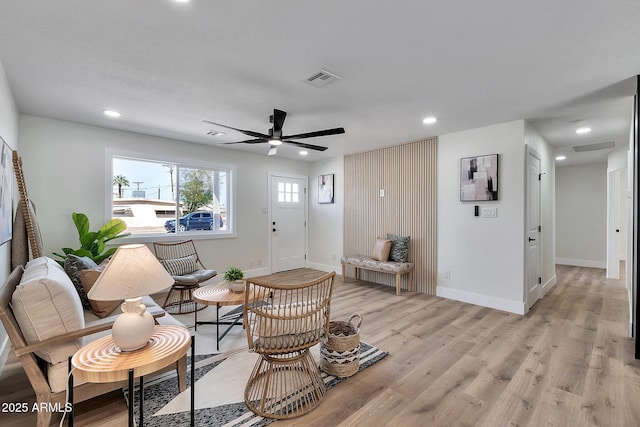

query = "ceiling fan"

[{"left": 203, "top": 109, "right": 345, "bottom": 156}]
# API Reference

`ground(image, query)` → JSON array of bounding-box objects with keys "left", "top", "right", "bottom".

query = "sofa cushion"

[
  {"left": 12, "top": 256, "right": 85, "bottom": 364},
  {"left": 64, "top": 254, "right": 97, "bottom": 309}
]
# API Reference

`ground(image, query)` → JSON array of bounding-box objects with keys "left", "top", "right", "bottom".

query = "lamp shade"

[{"left": 87, "top": 244, "right": 174, "bottom": 301}]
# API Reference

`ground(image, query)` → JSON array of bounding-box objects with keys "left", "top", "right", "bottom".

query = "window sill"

[{"left": 112, "top": 231, "right": 236, "bottom": 245}]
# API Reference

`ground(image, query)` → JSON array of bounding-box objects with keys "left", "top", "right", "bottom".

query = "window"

[
  {"left": 278, "top": 182, "right": 299, "bottom": 203},
  {"left": 110, "top": 154, "right": 233, "bottom": 238}
]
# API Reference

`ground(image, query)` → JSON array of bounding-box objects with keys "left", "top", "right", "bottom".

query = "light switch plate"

[{"left": 482, "top": 207, "right": 497, "bottom": 218}]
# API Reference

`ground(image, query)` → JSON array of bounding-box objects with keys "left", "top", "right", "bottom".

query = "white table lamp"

[{"left": 87, "top": 244, "right": 174, "bottom": 351}]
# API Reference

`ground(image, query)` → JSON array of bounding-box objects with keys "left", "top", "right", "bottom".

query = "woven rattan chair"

[
  {"left": 243, "top": 271, "right": 335, "bottom": 419},
  {"left": 153, "top": 240, "right": 217, "bottom": 314}
]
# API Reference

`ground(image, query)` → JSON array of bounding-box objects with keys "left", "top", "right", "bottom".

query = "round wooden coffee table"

[
  {"left": 193, "top": 283, "right": 255, "bottom": 351},
  {"left": 70, "top": 325, "right": 194, "bottom": 427}
]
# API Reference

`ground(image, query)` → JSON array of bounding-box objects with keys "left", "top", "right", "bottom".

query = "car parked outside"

[{"left": 164, "top": 211, "right": 223, "bottom": 232}]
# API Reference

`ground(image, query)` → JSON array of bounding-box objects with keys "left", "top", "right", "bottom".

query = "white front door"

[
  {"left": 526, "top": 150, "right": 542, "bottom": 310},
  {"left": 270, "top": 175, "right": 307, "bottom": 272}
]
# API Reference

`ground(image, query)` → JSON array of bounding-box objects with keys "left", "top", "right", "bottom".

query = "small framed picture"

[
  {"left": 318, "top": 174, "right": 334, "bottom": 204},
  {"left": 460, "top": 154, "right": 499, "bottom": 201}
]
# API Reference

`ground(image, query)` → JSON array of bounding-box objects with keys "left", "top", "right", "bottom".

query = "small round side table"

[
  {"left": 70, "top": 325, "right": 194, "bottom": 427},
  {"left": 193, "top": 283, "right": 256, "bottom": 351}
]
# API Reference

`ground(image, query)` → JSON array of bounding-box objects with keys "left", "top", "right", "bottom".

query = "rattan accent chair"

[
  {"left": 153, "top": 240, "right": 217, "bottom": 314},
  {"left": 243, "top": 271, "right": 335, "bottom": 419}
]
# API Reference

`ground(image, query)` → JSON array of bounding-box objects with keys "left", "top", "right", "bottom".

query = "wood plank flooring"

[{"left": 1, "top": 264, "right": 640, "bottom": 426}]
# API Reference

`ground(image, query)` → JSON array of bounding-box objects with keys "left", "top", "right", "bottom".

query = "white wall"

[
  {"left": 556, "top": 162, "right": 607, "bottom": 268},
  {"left": 437, "top": 120, "right": 527, "bottom": 314},
  {"left": 0, "top": 61, "right": 19, "bottom": 373},
  {"left": 18, "top": 115, "right": 310, "bottom": 276},
  {"left": 525, "top": 122, "right": 557, "bottom": 294},
  {"left": 307, "top": 156, "right": 344, "bottom": 272}
]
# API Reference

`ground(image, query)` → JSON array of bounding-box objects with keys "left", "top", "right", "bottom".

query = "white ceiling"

[{"left": 0, "top": 1, "right": 638, "bottom": 164}]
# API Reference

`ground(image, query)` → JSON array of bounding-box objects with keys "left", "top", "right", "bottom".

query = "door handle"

[{"left": 528, "top": 237, "right": 536, "bottom": 242}]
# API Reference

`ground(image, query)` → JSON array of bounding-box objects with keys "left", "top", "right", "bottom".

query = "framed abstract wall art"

[
  {"left": 318, "top": 174, "right": 334, "bottom": 204},
  {"left": 0, "top": 137, "right": 12, "bottom": 245},
  {"left": 460, "top": 154, "right": 499, "bottom": 201}
]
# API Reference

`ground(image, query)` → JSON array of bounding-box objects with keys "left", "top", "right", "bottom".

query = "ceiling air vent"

[
  {"left": 572, "top": 141, "right": 615, "bottom": 152},
  {"left": 304, "top": 69, "right": 342, "bottom": 88}
]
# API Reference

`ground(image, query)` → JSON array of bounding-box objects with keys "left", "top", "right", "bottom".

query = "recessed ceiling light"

[
  {"left": 299, "top": 150, "right": 309, "bottom": 156},
  {"left": 422, "top": 116, "right": 437, "bottom": 125},
  {"left": 576, "top": 127, "right": 591, "bottom": 134},
  {"left": 555, "top": 156, "right": 566, "bottom": 161},
  {"left": 103, "top": 109, "right": 121, "bottom": 118},
  {"left": 174, "top": 0, "right": 191, "bottom": 3}
]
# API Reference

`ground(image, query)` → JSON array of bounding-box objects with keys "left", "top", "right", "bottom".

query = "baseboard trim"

[
  {"left": 436, "top": 286, "right": 525, "bottom": 315},
  {"left": 244, "top": 267, "right": 271, "bottom": 278},
  {"left": 556, "top": 258, "right": 606, "bottom": 269},
  {"left": 306, "top": 262, "right": 340, "bottom": 275},
  {"left": 542, "top": 274, "right": 558, "bottom": 296}
]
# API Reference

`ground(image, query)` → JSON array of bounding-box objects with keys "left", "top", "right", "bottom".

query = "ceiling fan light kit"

[{"left": 203, "top": 108, "right": 345, "bottom": 156}]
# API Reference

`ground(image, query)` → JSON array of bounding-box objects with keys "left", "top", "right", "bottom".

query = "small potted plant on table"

[{"left": 223, "top": 266, "right": 246, "bottom": 293}]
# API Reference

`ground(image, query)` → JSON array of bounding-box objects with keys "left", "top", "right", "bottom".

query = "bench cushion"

[{"left": 341, "top": 255, "right": 413, "bottom": 273}]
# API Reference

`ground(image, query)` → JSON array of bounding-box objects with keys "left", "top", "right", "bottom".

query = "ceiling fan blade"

[
  {"left": 268, "top": 146, "right": 278, "bottom": 156},
  {"left": 272, "top": 109, "right": 286, "bottom": 138},
  {"left": 218, "top": 138, "right": 266, "bottom": 145},
  {"left": 203, "top": 120, "right": 270, "bottom": 139},
  {"left": 283, "top": 140, "right": 328, "bottom": 151},
  {"left": 282, "top": 127, "right": 345, "bottom": 140}
]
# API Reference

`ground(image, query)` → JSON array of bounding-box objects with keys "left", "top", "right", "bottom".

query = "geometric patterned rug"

[{"left": 125, "top": 342, "right": 388, "bottom": 426}]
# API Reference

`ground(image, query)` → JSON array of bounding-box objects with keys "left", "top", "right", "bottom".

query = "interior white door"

[
  {"left": 526, "top": 151, "right": 542, "bottom": 310},
  {"left": 607, "top": 168, "right": 621, "bottom": 278},
  {"left": 270, "top": 175, "right": 307, "bottom": 272}
]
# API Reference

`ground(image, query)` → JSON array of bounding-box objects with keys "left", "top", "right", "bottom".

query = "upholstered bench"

[{"left": 340, "top": 255, "right": 414, "bottom": 296}]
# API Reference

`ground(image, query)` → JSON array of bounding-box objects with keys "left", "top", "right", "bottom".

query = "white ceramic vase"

[{"left": 112, "top": 297, "right": 155, "bottom": 351}]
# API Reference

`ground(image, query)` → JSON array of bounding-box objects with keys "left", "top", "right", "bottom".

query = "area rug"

[{"left": 125, "top": 342, "right": 388, "bottom": 426}]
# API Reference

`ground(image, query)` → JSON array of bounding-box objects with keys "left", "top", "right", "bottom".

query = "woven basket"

[{"left": 320, "top": 314, "right": 363, "bottom": 377}]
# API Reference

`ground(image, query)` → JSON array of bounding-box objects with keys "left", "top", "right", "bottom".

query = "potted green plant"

[
  {"left": 53, "top": 212, "right": 130, "bottom": 265},
  {"left": 223, "top": 266, "right": 245, "bottom": 293}
]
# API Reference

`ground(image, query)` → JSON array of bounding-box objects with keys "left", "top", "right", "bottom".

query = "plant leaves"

[
  {"left": 95, "top": 218, "right": 128, "bottom": 241},
  {"left": 70, "top": 248, "right": 93, "bottom": 258},
  {"left": 72, "top": 212, "right": 90, "bottom": 239},
  {"left": 94, "top": 247, "right": 117, "bottom": 264},
  {"left": 80, "top": 231, "right": 98, "bottom": 249},
  {"left": 104, "top": 232, "right": 131, "bottom": 243}
]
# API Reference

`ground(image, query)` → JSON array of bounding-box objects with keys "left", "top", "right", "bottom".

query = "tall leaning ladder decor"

[{"left": 12, "top": 151, "right": 42, "bottom": 260}]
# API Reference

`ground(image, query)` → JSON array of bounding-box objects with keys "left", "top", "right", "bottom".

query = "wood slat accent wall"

[{"left": 344, "top": 138, "right": 437, "bottom": 294}]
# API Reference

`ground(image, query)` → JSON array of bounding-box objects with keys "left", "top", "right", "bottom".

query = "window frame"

[{"left": 105, "top": 149, "right": 236, "bottom": 243}]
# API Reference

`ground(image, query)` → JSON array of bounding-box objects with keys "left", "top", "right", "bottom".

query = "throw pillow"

[
  {"left": 160, "top": 255, "right": 197, "bottom": 276},
  {"left": 371, "top": 238, "right": 392, "bottom": 261},
  {"left": 79, "top": 260, "right": 121, "bottom": 318},
  {"left": 63, "top": 254, "right": 98, "bottom": 309},
  {"left": 387, "top": 233, "right": 410, "bottom": 263}
]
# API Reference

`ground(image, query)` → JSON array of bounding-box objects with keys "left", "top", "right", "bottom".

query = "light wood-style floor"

[{"left": 2, "top": 265, "right": 640, "bottom": 426}]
